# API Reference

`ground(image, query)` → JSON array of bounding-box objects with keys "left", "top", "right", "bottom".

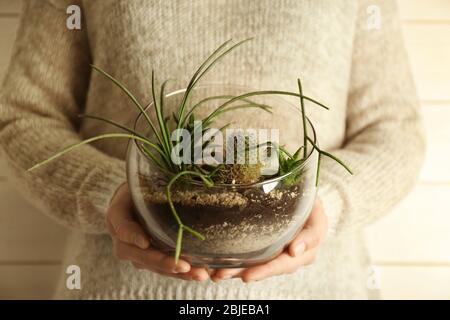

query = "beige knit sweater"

[{"left": 0, "top": 0, "right": 424, "bottom": 299}]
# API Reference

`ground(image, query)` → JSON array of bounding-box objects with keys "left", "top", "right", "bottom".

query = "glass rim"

[{"left": 132, "top": 84, "right": 318, "bottom": 189}]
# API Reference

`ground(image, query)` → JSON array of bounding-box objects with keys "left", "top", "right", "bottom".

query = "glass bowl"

[{"left": 126, "top": 85, "right": 318, "bottom": 268}]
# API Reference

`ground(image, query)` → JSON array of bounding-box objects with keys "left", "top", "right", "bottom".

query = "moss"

[{"left": 216, "top": 163, "right": 262, "bottom": 185}]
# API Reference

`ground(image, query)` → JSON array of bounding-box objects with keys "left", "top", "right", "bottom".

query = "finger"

[
  {"left": 241, "top": 250, "right": 317, "bottom": 282},
  {"left": 131, "top": 262, "right": 196, "bottom": 281},
  {"left": 115, "top": 240, "right": 191, "bottom": 274},
  {"left": 185, "top": 266, "right": 210, "bottom": 281},
  {"left": 107, "top": 184, "right": 134, "bottom": 223},
  {"left": 114, "top": 219, "right": 150, "bottom": 250},
  {"left": 288, "top": 226, "right": 320, "bottom": 257},
  {"left": 241, "top": 254, "right": 290, "bottom": 282},
  {"left": 211, "top": 268, "right": 245, "bottom": 282},
  {"left": 107, "top": 192, "right": 150, "bottom": 250},
  {"left": 132, "top": 261, "right": 208, "bottom": 281},
  {"left": 206, "top": 268, "right": 216, "bottom": 277},
  {"left": 110, "top": 183, "right": 132, "bottom": 208},
  {"left": 288, "top": 201, "right": 327, "bottom": 257}
]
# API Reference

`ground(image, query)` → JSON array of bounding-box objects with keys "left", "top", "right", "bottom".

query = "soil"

[{"left": 136, "top": 174, "right": 303, "bottom": 255}]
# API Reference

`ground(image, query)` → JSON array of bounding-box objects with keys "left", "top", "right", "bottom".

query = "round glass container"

[{"left": 127, "top": 85, "right": 318, "bottom": 268}]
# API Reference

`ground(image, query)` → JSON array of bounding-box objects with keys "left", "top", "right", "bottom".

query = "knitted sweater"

[{"left": 0, "top": 0, "right": 424, "bottom": 299}]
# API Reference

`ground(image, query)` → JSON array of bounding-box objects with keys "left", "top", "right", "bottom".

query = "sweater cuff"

[
  {"left": 76, "top": 157, "right": 127, "bottom": 233},
  {"left": 317, "top": 181, "right": 345, "bottom": 237}
]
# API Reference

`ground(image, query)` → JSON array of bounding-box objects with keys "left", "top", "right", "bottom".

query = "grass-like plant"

[{"left": 27, "top": 38, "right": 352, "bottom": 263}]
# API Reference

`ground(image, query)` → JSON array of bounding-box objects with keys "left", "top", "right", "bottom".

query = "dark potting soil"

[{"left": 136, "top": 175, "right": 303, "bottom": 255}]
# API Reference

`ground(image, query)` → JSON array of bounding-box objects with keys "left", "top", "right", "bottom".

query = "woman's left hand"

[{"left": 212, "top": 198, "right": 328, "bottom": 283}]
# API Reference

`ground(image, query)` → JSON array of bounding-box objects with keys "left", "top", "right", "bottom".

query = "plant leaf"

[
  {"left": 78, "top": 114, "right": 147, "bottom": 140},
  {"left": 306, "top": 136, "right": 353, "bottom": 175},
  {"left": 175, "top": 226, "right": 183, "bottom": 264},
  {"left": 205, "top": 90, "right": 330, "bottom": 124},
  {"left": 176, "top": 39, "right": 234, "bottom": 127},
  {"left": 177, "top": 38, "right": 253, "bottom": 128},
  {"left": 298, "top": 78, "right": 308, "bottom": 158},
  {"left": 151, "top": 71, "right": 172, "bottom": 159},
  {"left": 90, "top": 65, "right": 164, "bottom": 146},
  {"left": 27, "top": 133, "right": 164, "bottom": 172},
  {"left": 165, "top": 170, "right": 212, "bottom": 260}
]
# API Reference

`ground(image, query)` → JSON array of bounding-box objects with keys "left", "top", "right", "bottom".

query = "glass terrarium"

[
  {"left": 27, "top": 39, "right": 351, "bottom": 270},
  {"left": 127, "top": 85, "right": 319, "bottom": 268}
]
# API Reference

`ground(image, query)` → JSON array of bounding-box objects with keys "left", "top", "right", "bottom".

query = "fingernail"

[
  {"left": 174, "top": 265, "right": 190, "bottom": 273},
  {"left": 294, "top": 242, "right": 306, "bottom": 256},
  {"left": 193, "top": 275, "right": 206, "bottom": 281},
  {"left": 135, "top": 236, "right": 149, "bottom": 249}
]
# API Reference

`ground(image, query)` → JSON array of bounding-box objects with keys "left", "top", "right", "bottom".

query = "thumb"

[
  {"left": 288, "top": 226, "right": 320, "bottom": 257},
  {"left": 107, "top": 184, "right": 150, "bottom": 250},
  {"left": 288, "top": 198, "right": 326, "bottom": 257}
]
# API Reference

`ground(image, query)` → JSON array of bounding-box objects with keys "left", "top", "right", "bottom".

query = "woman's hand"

[
  {"left": 212, "top": 198, "right": 328, "bottom": 282},
  {"left": 106, "top": 183, "right": 211, "bottom": 281}
]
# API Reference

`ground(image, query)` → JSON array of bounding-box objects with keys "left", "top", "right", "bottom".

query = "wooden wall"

[{"left": 0, "top": 0, "right": 449, "bottom": 299}]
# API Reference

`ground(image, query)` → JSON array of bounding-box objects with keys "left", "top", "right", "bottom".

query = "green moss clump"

[{"left": 216, "top": 163, "right": 262, "bottom": 185}]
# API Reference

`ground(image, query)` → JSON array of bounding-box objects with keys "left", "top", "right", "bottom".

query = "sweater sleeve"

[
  {"left": 317, "top": 0, "right": 426, "bottom": 237},
  {"left": 0, "top": 0, "right": 126, "bottom": 233}
]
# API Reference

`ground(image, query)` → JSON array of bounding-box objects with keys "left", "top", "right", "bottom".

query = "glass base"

[
  {"left": 183, "top": 250, "right": 284, "bottom": 268},
  {"left": 150, "top": 230, "right": 298, "bottom": 268}
]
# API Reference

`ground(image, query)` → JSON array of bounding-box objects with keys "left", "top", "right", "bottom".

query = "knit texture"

[{"left": 0, "top": 0, "right": 424, "bottom": 299}]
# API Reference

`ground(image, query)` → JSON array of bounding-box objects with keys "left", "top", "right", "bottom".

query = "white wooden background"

[{"left": 0, "top": 1, "right": 449, "bottom": 299}]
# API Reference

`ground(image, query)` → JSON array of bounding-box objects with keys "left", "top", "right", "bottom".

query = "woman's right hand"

[{"left": 106, "top": 183, "right": 211, "bottom": 281}]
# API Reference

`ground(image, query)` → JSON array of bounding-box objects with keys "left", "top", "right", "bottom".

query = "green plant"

[
  {"left": 27, "top": 38, "right": 352, "bottom": 263},
  {"left": 277, "top": 145, "right": 305, "bottom": 186}
]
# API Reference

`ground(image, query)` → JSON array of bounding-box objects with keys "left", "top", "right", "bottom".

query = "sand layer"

[{"left": 136, "top": 174, "right": 304, "bottom": 255}]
